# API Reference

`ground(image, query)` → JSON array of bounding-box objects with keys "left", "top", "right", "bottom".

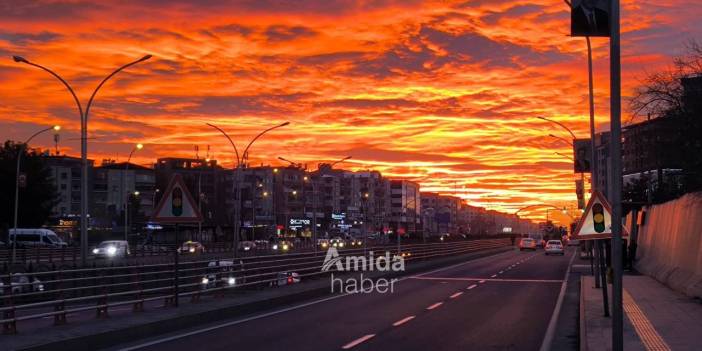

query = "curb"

[
  {"left": 579, "top": 275, "right": 587, "bottom": 351},
  {"left": 18, "top": 246, "right": 512, "bottom": 351}
]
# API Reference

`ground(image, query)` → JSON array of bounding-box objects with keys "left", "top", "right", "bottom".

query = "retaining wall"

[{"left": 631, "top": 191, "right": 702, "bottom": 298}]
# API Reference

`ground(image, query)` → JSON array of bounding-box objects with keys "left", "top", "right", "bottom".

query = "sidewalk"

[{"left": 581, "top": 274, "right": 702, "bottom": 351}]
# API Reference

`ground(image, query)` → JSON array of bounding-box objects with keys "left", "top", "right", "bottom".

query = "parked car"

[
  {"left": 545, "top": 240, "right": 565, "bottom": 255},
  {"left": 0, "top": 273, "right": 45, "bottom": 295},
  {"left": 270, "top": 272, "right": 300, "bottom": 287},
  {"left": 201, "top": 260, "right": 245, "bottom": 289},
  {"left": 9, "top": 228, "right": 67, "bottom": 248},
  {"left": 238, "top": 241, "right": 257, "bottom": 252},
  {"left": 178, "top": 241, "right": 205, "bottom": 254},
  {"left": 92, "top": 240, "right": 130, "bottom": 258},
  {"left": 519, "top": 238, "right": 537, "bottom": 251}
]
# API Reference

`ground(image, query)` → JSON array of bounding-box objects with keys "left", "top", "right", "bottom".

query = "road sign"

[
  {"left": 572, "top": 190, "right": 628, "bottom": 240},
  {"left": 151, "top": 174, "right": 202, "bottom": 223}
]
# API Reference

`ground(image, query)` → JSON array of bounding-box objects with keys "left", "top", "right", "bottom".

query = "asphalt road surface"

[{"left": 115, "top": 247, "right": 576, "bottom": 351}]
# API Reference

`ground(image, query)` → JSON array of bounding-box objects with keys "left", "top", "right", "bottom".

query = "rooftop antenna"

[{"left": 53, "top": 134, "right": 60, "bottom": 155}]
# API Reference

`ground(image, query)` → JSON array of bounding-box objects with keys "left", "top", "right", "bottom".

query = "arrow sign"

[
  {"left": 572, "top": 190, "right": 628, "bottom": 240},
  {"left": 151, "top": 174, "right": 202, "bottom": 223}
]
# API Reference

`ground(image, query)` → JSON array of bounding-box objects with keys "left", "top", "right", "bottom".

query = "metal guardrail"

[{"left": 0, "top": 238, "right": 510, "bottom": 334}]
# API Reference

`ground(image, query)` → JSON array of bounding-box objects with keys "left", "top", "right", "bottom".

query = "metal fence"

[{"left": 0, "top": 238, "right": 510, "bottom": 334}]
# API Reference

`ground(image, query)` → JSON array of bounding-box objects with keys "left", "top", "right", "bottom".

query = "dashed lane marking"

[
  {"left": 467, "top": 284, "right": 478, "bottom": 290},
  {"left": 392, "top": 316, "right": 415, "bottom": 327},
  {"left": 426, "top": 302, "right": 443, "bottom": 310},
  {"left": 450, "top": 292, "right": 463, "bottom": 299},
  {"left": 342, "top": 334, "right": 376, "bottom": 349}
]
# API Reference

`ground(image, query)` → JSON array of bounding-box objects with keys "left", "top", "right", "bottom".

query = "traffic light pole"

[{"left": 609, "top": 0, "right": 624, "bottom": 349}]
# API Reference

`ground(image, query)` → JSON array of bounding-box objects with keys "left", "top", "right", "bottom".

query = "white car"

[
  {"left": 545, "top": 240, "right": 565, "bottom": 255},
  {"left": 92, "top": 240, "right": 130, "bottom": 258},
  {"left": 0, "top": 273, "right": 44, "bottom": 295},
  {"left": 201, "top": 260, "right": 245, "bottom": 289}
]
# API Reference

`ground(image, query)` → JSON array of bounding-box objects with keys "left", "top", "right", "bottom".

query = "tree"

[
  {"left": 0, "top": 141, "right": 58, "bottom": 232},
  {"left": 628, "top": 40, "right": 702, "bottom": 195}
]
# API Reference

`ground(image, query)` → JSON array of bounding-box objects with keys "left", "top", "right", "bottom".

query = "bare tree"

[{"left": 628, "top": 39, "right": 702, "bottom": 122}]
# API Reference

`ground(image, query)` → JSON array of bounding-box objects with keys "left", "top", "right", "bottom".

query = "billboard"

[
  {"left": 571, "top": 0, "right": 611, "bottom": 37},
  {"left": 573, "top": 138, "right": 592, "bottom": 173}
]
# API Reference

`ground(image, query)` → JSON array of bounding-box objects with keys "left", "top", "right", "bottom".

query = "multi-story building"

[
  {"left": 421, "top": 193, "right": 461, "bottom": 237},
  {"left": 43, "top": 155, "right": 93, "bottom": 218},
  {"left": 92, "top": 160, "right": 156, "bottom": 229},
  {"left": 388, "top": 180, "right": 421, "bottom": 236}
]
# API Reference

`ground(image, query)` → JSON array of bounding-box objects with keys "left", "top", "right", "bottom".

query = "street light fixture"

[
  {"left": 11, "top": 125, "right": 61, "bottom": 264},
  {"left": 13, "top": 54, "right": 152, "bottom": 264},
  {"left": 206, "top": 121, "right": 290, "bottom": 254},
  {"left": 330, "top": 155, "right": 352, "bottom": 167},
  {"left": 124, "top": 143, "right": 144, "bottom": 242}
]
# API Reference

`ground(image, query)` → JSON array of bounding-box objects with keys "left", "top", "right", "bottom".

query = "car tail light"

[{"left": 287, "top": 276, "right": 293, "bottom": 284}]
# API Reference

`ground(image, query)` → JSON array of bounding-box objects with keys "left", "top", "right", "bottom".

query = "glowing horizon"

[{"left": 2, "top": 0, "right": 700, "bottom": 218}]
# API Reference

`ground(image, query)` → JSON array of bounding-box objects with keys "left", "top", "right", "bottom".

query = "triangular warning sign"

[
  {"left": 572, "top": 190, "right": 628, "bottom": 240},
  {"left": 151, "top": 174, "right": 203, "bottom": 223}
]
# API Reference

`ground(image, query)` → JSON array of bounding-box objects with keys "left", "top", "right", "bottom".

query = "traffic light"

[
  {"left": 172, "top": 187, "right": 183, "bottom": 216},
  {"left": 592, "top": 203, "right": 605, "bottom": 233}
]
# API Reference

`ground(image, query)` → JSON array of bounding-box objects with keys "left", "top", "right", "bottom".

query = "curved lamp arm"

[
  {"left": 85, "top": 55, "right": 152, "bottom": 123},
  {"left": 13, "top": 56, "right": 84, "bottom": 122},
  {"left": 242, "top": 122, "right": 290, "bottom": 165},
  {"left": 206, "top": 123, "right": 240, "bottom": 167}
]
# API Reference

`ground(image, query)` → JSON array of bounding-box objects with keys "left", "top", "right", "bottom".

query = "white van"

[{"left": 9, "top": 228, "right": 68, "bottom": 248}]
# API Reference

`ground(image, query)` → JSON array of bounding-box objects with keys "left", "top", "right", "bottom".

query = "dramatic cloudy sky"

[{"left": 1, "top": 0, "right": 700, "bottom": 217}]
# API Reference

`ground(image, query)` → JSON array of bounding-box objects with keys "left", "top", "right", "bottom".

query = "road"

[{"left": 115, "top": 247, "right": 576, "bottom": 351}]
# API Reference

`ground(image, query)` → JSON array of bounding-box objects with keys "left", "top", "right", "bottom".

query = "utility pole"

[{"left": 610, "top": 0, "right": 624, "bottom": 349}]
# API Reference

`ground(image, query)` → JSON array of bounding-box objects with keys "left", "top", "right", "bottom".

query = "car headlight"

[
  {"left": 282, "top": 244, "right": 289, "bottom": 250},
  {"left": 92, "top": 248, "right": 99, "bottom": 254},
  {"left": 189, "top": 247, "right": 195, "bottom": 253},
  {"left": 107, "top": 246, "right": 117, "bottom": 256},
  {"left": 339, "top": 243, "right": 345, "bottom": 247},
  {"left": 201, "top": 277, "right": 209, "bottom": 284},
  {"left": 272, "top": 244, "right": 278, "bottom": 250},
  {"left": 322, "top": 243, "right": 328, "bottom": 248},
  {"left": 244, "top": 246, "right": 250, "bottom": 251},
  {"left": 228, "top": 277, "right": 236, "bottom": 286},
  {"left": 333, "top": 242, "right": 338, "bottom": 247}
]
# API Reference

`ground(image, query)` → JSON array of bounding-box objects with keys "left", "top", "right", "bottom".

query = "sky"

[{"left": 1, "top": 0, "right": 700, "bottom": 219}]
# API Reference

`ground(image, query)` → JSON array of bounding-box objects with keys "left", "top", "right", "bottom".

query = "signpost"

[{"left": 151, "top": 174, "right": 203, "bottom": 307}]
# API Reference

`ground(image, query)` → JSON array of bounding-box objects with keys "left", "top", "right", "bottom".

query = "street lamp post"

[
  {"left": 124, "top": 143, "right": 143, "bottom": 242},
  {"left": 206, "top": 121, "right": 289, "bottom": 254},
  {"left": 13, "top": 54, "right": 152, "bottom": 264},
  {"left": 11, "top": 125, "right": 61, "bottom": 264}
]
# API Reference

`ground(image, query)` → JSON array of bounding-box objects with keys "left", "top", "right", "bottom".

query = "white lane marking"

[
  {"left": 450, "top": 292, "right": 463, "bottom": 299},
  {"left": 342, "top": 334, "right": 376, "bottom": 349},
  {"left": 538, "top": 249, "right": 576, "bottom": 351},
  {"left": 426, "top": 302, "right": 443, "bottom": 310},
  {"left": 121, "top": 249, "right": 516, "bottom": 350},
  {"left": 491, "top": 274, "right": 497, "bottom": 278},
  {"left": 467, "top": 284, "right": 478, "bottom": 290},
  {"left": 392, "top": 315, "right": 415, "bottom": 327},
  {"left": 479, "top": 280, "right": 486, "bottom": 284},
  {"left": 499, "top": 271, "right": 504, "bottom": 274}
]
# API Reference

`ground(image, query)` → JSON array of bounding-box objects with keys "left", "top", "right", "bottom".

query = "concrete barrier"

[{"left": 631, "top": 192, "right": 702, "bottom": 298}]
